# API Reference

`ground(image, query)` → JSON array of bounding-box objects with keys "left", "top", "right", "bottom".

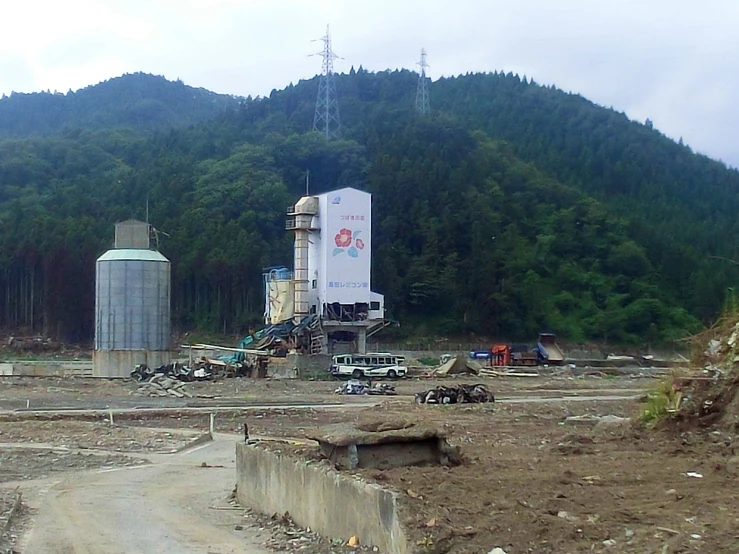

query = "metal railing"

[{"left": 367, "top": 342, "right": 493, "bottom": 353}]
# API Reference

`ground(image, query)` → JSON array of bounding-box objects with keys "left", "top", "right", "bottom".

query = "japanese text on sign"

[
  {"left": 340, "top": 215, "right": 366, "bottom": 221},
  {"left": 328, "top": 282, "right": 369, "bottom": 288}
]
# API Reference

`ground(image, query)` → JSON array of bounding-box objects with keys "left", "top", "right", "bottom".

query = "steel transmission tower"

[
  {"left": 416, "top": 48, "right": 430, "bottom": 115},
  {"left": 312, "top": 25, "right": 341, "bottom": 140}
]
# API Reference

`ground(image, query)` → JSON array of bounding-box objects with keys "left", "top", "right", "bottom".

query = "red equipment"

[{"left": 491, "top": 344, "right": 510, "bottom": 367}]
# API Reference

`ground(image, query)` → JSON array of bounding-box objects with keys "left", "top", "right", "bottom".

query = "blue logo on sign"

[{"left": 331, "top": 195, "right": 341, "bottom": 205}]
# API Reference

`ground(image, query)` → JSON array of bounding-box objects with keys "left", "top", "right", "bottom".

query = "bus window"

[{"left": 370, "top": 357, "right": 378, "bottom": 365}]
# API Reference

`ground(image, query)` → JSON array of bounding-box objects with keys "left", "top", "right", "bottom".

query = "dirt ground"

[
  {"left": 4, "top": 373, "right": 736, "bottom": 553},
  {"left": 0, "top": 372, "right": 654, "bottom": 404},
  {"left": 250, "top": 398, "right": 739, "bottom": 554},
  {"left": 0, "top": 419, "right": 200, "bottom": 485},
  {"left": 0, "top": 449, "right": 148, "bottom": 484},
  {"left": 0, "top": 420, "right": 195, "bottom": 452}
]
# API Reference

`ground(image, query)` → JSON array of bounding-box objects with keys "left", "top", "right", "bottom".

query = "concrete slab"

[
  {"left": 306, "top": 420, "right": 445, "bottom": 446},
  {"left": 306, "top": 421, "right": 461, "bottom": 470}
]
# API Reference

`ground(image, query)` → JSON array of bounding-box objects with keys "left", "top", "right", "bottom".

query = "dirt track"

[{"left": 16, "top": 435, "right": 268, "bottom": 554}]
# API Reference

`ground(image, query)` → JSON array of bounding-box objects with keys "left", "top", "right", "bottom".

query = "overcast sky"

[{"left": 1, "top": 0, "right": 737, "bottom": 166}]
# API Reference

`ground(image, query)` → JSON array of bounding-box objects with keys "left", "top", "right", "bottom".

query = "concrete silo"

[{"left": 93, "top": 220, "right": 171, "bottom": 377}]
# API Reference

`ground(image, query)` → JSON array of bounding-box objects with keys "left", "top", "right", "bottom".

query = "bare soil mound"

[{"left": 672, "top": 317, "right": 739, "bottom": 432}]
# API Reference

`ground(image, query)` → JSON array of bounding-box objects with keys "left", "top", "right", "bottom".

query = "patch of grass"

[
  {"left": 640, "top": 378, "right": 682, "bottom": 425},
  {"left": 418, "top": 356, "right": 439, "bottom": 367},
  {"left": 299, "top": 367, "right": 336, "bottom": 381}
]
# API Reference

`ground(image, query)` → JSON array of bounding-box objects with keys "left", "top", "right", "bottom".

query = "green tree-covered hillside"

[
  {"left": 0, "top": 72, "right": 239, "bottom": 137},
  {"left": 0, "top": 69, "right": 735, "bottom": 344}
]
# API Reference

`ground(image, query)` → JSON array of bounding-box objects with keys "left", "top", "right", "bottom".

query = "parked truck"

[{"left": 485, "top": 333, "right": 565, "bottom": 367}]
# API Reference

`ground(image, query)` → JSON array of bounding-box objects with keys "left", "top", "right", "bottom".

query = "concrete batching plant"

[
  {"left": 93, "top": 220, "right": 172, "bottom": 377},
  {"left": 265, "top": 187, "right": 388, "bottom": 354}
]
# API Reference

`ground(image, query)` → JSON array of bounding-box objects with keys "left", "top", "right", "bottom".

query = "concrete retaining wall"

[
  {"left": 0, "top": 361, "right": 93, "bottom": 377},
  {"left": 267, "top": 358, "right": 299, "bottom": 379},
  {"left": 93, "top": 350, "right": 171, "bottom": 378},
  {"left": 287, "top": 353, "right": 333, "bottom": 377},
  {"left": 236, "top": 444, "right": 409, "bottom": 554}
]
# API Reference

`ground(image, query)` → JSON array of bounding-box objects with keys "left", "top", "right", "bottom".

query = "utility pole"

[
  {"left": 416, "top": 48, "right": 430, "bottom": 115},
  {"left": 312, "top": 25, "right": 341, "bottom": 140}
]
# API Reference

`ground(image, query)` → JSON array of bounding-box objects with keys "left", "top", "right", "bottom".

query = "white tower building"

[{"left": 268, "top": 187, "right": 387, "bottom": 354}]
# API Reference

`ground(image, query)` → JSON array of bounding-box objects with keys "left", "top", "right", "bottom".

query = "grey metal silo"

[{"left": 93, "top": 220, "right": 172, "bottom": 377}]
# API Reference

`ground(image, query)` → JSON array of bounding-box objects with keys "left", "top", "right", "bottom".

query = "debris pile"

[
  {"left": 136, "top": 374, "right": 193, "bottom": 398},
  {"left": 675, "top": 316, "right": 739, "bottom": 430},
  {"left": 334, "top": 380, "right": 396, "bottom": 396},
  {"left": 244, "top": 508, "right": 374, "bottom": 553},
  {"left": 415, "top": 384, "right": 495, "bottom": 404},
  {"left": 215, "top": 314, "right": 321, "bottom": 359},
  {"left": 131, "top": 356, "right": 263, "bottom": 384},
  {"left": 5, "top": 335, "right": 63, "bottom": 354},
  {"left": 0, "top": 488, "right": 21, "bottom": 553},
  {"left": 432, "top": 353, "right": 482, "bottom": 376}
]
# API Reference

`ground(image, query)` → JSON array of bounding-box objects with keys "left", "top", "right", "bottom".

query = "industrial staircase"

[{"left": 308, "top": 317, "right": 324, "bottom": 355}]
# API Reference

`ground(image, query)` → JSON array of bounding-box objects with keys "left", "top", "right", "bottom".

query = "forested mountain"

[
  {"left": 0, "top": 69, "right": 736, "bottom": 344},
  {"left": 0, "top": 73, "right": 239, "bottom": 137}
]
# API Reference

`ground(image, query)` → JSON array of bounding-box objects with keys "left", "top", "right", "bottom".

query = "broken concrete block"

[{"left": 306, "top": 421, "right": 462, "bottom": 470}]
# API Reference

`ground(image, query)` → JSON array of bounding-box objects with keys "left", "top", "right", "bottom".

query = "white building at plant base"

[{"left": 264, "top": 187, "right": 389, "bottom": 354}]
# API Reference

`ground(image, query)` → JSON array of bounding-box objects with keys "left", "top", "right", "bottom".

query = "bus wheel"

[
  {"left": 352, "top": 369, "right": 364, "bottom": 379},
  {"left": 387, "top": 369, "right": 398, "bottom": 379}
]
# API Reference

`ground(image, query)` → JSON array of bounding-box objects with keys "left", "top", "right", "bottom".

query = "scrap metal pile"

[
  {"left": 131, "top": 356, "right": 266, "bottom": 384},
  {"left": 221, "top": 315, "right": 320, "bottom": 359},
  {"left": 415, "top": 383, "right": 495, "bottom": 405},
  {"left": 131, "top": 362, "right": 209, "bottom": 383}
]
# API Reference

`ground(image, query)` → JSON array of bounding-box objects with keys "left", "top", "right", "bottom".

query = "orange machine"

[
  {"left": 491, "top": 344, "right": 540, "bottom": 367},
  {"left": 491, "top": 344, "right": 510, "bottom": 367}
]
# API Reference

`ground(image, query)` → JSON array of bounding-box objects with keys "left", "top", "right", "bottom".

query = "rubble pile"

[
  {"left": 136, "top": 374, "right": 193, "bottom": 398},
  {"left": 415, "top": 383, "right": 495, "bottom": 404},
  {"left": 5, "top": 335, "right": 62, "bottom": 354},
  {"left": 131, "top": 356, "right": 265, "bottom": 384},
  {"left": 334, "top": 380, "right": 397, "bottom": 396},
  {"left": 676, "top": 316, "right": 739, "bottom": 431}
]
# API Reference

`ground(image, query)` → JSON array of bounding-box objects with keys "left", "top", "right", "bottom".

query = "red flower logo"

[
  {"left": 355, "top": 238, "right": 365, "bottom": 250},
  {"left": 335, "top": 228, "right": 352, "bottom": 248}
]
